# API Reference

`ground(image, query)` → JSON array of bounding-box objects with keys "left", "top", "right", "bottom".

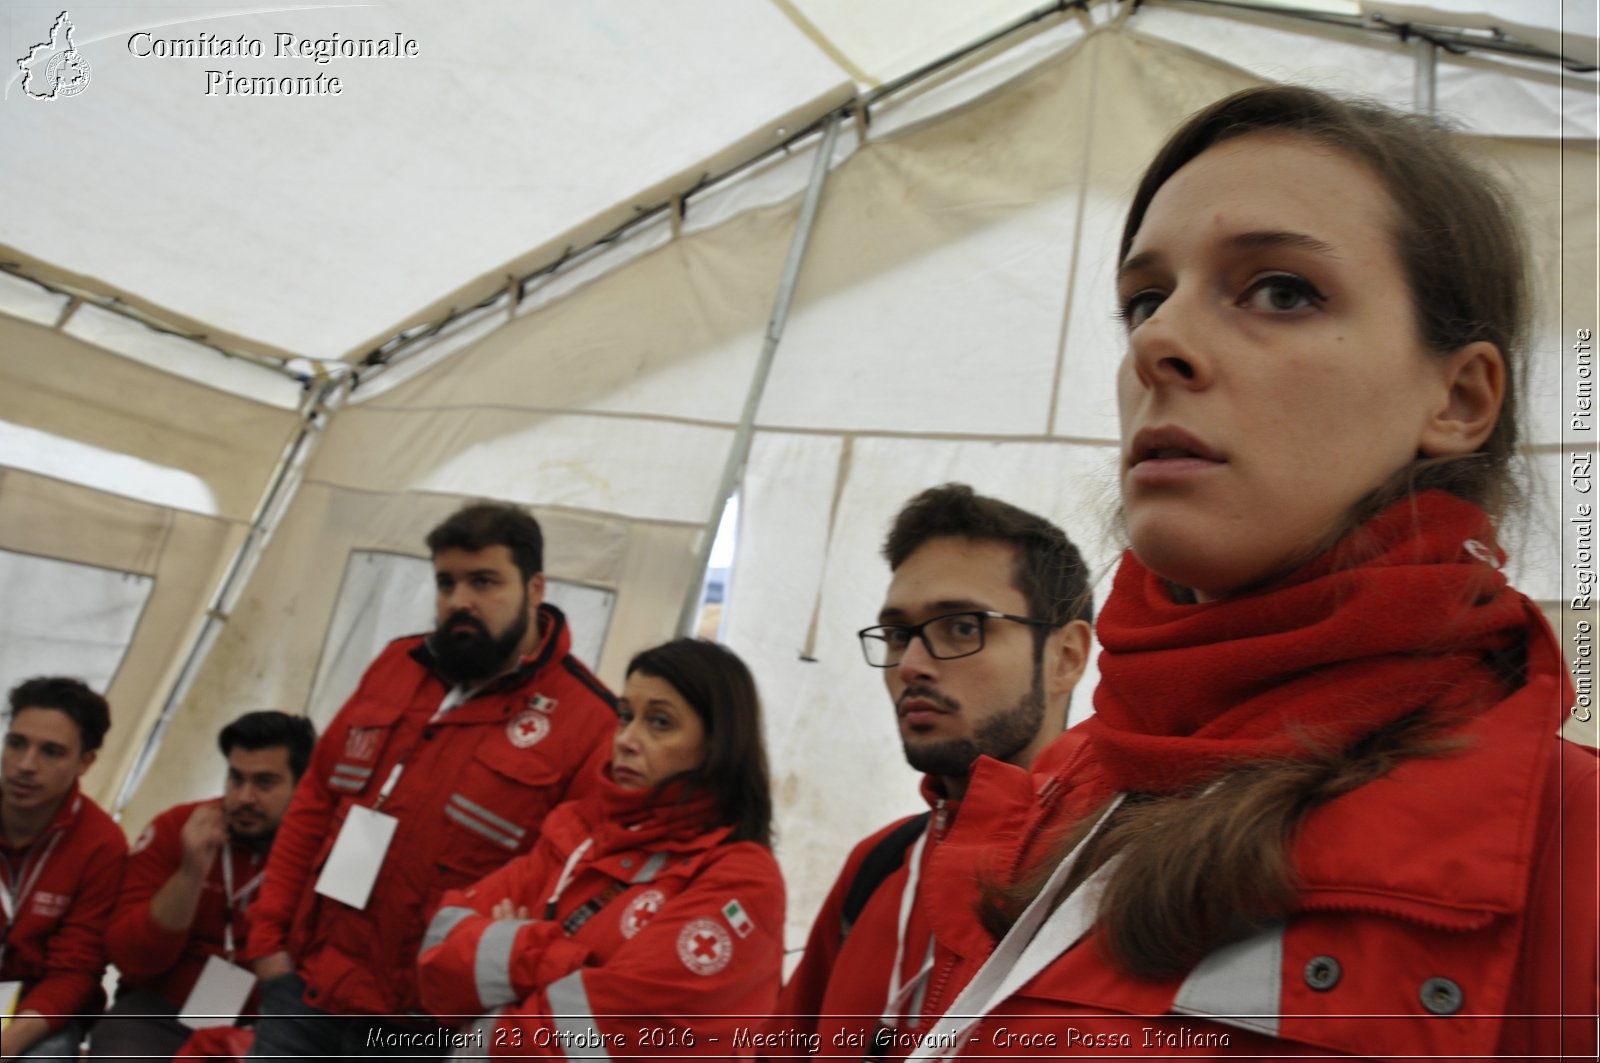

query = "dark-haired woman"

[
  {"left": 418, "top": 639, "right": 783, "bottom": 1058},
  {"left": 902, "top": 86, "right": 1597, "bottom": 1061}
]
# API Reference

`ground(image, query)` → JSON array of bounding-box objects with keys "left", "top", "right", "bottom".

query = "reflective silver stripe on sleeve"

[
  {"left": 445, "top": 805, "right": 520, "bottom": 850},
  {"left": 422, "top": 904, "right": 477, "bottom": 954},
  {"left": 629, "top": 852, "right": 669, "bottom": 884},
  {"left": 449, "top": 793, "right": 527, "bottom": 842},
  {"left": 1171, "top": 920, "right": 1284, "bottom": 1038},
  {"left": 474, "top": 918, "right": 532, "bottom": 1010},
  {"left": 329, "top": 764, "right": 373, "bottom": 792},
  {"left": 546, "top": 969, "right": 611, "bottom": 1061}
]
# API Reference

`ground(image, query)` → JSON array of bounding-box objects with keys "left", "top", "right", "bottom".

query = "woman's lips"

[{"left": 1127, "top": 426, "right": 1225, "bottom": 484}]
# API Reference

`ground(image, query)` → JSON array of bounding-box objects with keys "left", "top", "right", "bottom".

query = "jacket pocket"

[{"left": 438, "top": 739, "right": 563, "bottom": 873}]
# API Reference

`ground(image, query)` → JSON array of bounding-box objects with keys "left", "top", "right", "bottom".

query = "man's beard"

[
  {"left": 225, "top": 805, "right": 275, "bottom": 845},
  {"left": 432, "top": 599, "right": 530, "bottom": 682},
  {"left": 900, "top": 661, "right": 1047, "bottom": 777}
]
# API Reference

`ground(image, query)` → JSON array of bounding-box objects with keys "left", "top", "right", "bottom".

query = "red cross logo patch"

[
  {"left": 676, "top": 917, "right": 732, "bottom": 976},
  {"left": 620, "top": 888, "right": 666, "bottom": 940},
  {"left": 506, "top": 708, "right": 551, "bottom": 749}
]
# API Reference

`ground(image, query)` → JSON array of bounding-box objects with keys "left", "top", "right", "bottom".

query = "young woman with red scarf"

[
  {"left": 900, "top": 86, "right": 1597, "bottom": 1061},
  {"left": 417, "top": 639, "right": 782, "bottom": 1058}
]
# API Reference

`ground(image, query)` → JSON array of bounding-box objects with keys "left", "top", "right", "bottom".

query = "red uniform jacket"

[
  {"left": 912, "top": 620, "right": 1600, "bottom": 1061},
  {"left": 769, "top": 732, "right": 1088, "bottom": 1061},
  {"left": 106, "top": 799, "right": 267, "bottom": 1007},
  {"left": 0, "top": 786, "right": 126, "bottom": 1030},
  {"left": 418, "top": 772, "right": 784, "bottom": 1059},
  {"left": 246, "top": 604, "right": 616, "bottom": 1018}
]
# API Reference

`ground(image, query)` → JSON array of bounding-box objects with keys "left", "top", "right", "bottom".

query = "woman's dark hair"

[
  {"left": 1121, "top": 84, "right": 1527, "bottom": 520},
  {"left": 626, "top": 638, "right": 773, "bottom": 848},
  {"left": 982, "top": 85, "right": 1531, "bottom": 978}
]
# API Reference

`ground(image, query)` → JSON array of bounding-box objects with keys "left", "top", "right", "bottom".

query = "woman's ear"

[{"left": 1419, "top": 341, "right": 1505, "bottom": 457}]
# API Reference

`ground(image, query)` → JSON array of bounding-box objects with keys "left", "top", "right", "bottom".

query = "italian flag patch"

[{"left": 722, "top": 899, "right": 754, "bottom": 938}]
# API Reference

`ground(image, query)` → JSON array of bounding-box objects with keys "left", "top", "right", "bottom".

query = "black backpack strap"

[{"left": 839, "top": 811, "right": 932, "bottom": 943}]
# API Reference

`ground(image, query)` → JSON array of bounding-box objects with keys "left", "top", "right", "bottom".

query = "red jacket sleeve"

[
  {"left": 417, "top": 841, "right": 590, "bottom": 1018},
  {"left": 764, "top": 841, "right": 862, "bottom": 1048},
  {"left": 104, "top": 807, "right": 193, "bottom": 985},
  {"left": 503, "top": 845, "right": 783, "bottom": 1058},
  {"left": 243, "top": 724, "right": 342, "bottom": 963},
  {"left": 18, "top": 822, "right": 126, "bottom": 1027}
]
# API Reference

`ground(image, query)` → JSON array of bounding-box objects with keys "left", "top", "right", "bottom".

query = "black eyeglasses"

[{"left": 857, "top": 610, "right": 1049, "bottom": 668}]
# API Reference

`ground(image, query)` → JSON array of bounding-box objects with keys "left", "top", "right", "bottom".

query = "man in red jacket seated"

[
  {"left": 91, "top": 710, "right": 316, "bottom": 1061},
  {"left": 243, "top": 502, "right": 617, "bottom": 1058},
  {"left": 769, "top": 484, "right": 1092, "bottom": 1059},
  {"left": 0, "top": 677, "right": 127, "bottom": 1061}
]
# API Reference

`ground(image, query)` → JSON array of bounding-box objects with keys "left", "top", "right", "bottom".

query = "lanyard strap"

[
  {"left": 219, "top": 847, "right": 265, "bottom": 961},
  {"left": 0, "top": 828, "right": 66, "bottom": 969},
  {"left": 879, "top": 825, "right": 932, "bottom": 1027},
  {"left": 544, "top": 838, "right": 594, "bottom": 920},
  {"left": 906, "top": 794, "right": 1125, "bottom": 1062}
]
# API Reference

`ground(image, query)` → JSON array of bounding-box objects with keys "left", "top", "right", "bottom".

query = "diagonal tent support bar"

[
  {"left": 111, "top": 374, "right": 353, "bottom": 818},
  {"left": 676, "top": 114, "right": 844, "bottom": 637}
]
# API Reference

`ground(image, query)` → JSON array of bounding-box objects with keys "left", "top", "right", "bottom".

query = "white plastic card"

[
  {"left": 313, "top": 804, "right": 398, "bottom": 909},
  {"left": 178, "top": 955, "right": 254, "bottom": 1029},
  {"left": 0, "top": 980, "right": 20, "bottom": 1028}
]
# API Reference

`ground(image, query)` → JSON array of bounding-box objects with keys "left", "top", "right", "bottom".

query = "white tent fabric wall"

[{"left": 1, "top": 0, "right": 1594, "bottom": 959}]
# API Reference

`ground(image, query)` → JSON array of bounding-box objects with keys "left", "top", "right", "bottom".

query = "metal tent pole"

[
  {"left": 1414, "top": 36, "right": 1438, "bottom": 113},
  {"left": 111, "top": 374, "right": 352, "bottom": 818},
  {"left": 675, "top": 113, "right": 844, "bottom": 637}
]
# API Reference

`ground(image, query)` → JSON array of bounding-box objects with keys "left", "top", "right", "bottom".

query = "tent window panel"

[
  {"left": 0, "top": 550, "right": 153, "bottom": 702},
  {"left": 305, "top": 550, "right": 616, "bottom": 726}
]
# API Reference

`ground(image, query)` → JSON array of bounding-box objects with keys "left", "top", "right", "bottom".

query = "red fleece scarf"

[
  {"left": 1088, "top": 492, "right": 1527, "bottom": 795},
  {"left": 591, "top": 772, "right": 729, "bottom": 855}
]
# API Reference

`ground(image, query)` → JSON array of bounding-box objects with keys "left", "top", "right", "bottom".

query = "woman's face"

[
  {"left": 612, "top": 672, "right": 708, "bottom": 790},
  {"left": 1115, "top": 132, "right": 1461, "bottom": 599}
]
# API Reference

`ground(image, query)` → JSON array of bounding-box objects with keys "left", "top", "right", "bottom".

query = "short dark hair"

[
  {"left": 884, "top": 483, "right": 1093, "bottom": 629},
  {"left": 218, "top": 711, "right": 317, "bottom": 782},
  {"left": 425, "top": 502, "right": 544, "bottom": 581},
  {"left": 626, "top": 639, "right": 773, "bottom": 849},
  {"left": 6, "top": 676, "right": 111, "bottom": 754}
]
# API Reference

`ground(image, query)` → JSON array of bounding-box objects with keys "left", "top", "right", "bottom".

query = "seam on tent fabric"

[
  {"left": 344, "top": 402, "right": 745, "bottom": 432},
  {"left": 329, "top": 404, "right": 1125, "bottom": 447},
  {"left": 1046, "top": 23, "right": 1102, "bottom": 437},
  {"left": 0, "top": 467, "right": 249, "bottom": 533},
  {"left": 861, "top": 12, "right": 1096, "bottom": 145},
  {"left": 768, "top": 0, "right": 879, "bottom": 88},
  {"left": 800, "top": 436, "right": 854, "bottom": 661},
  {"left": 293, "top": 479, "right": 713, "bottom": 531}
]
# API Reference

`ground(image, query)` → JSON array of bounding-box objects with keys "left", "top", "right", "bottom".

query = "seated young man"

[
  {"left": 93, "top": 711, "right": 315, "bottom": 1062},
  {"left": 0, "top": 677, "right": 127, "bottom": 1061}
]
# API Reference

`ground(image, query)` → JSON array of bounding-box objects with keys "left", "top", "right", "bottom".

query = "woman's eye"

[
  {"left": 1241, "top": 274, "right": 1325, "bottom": 314},
  {"left": 647, "top": 714, "right": 671, "bottom": 731},
  {"left": 1118, "top": 290, "right": 1165, "bottom": 329}
]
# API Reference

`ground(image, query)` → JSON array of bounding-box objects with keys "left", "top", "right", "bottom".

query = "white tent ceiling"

[{"left": 2, "top": 0, "right": 1595, "bottom": 951}]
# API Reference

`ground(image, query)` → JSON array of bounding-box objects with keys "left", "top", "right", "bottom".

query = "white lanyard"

[
  {"left": 0, "top": 828, "right": 66, "bottom": 969},
  {"left": 545, "top": 838, "right": 594, "bottom": 919},
  {"left": 906, "top": 794, "right": 1125, "bottom": 1062},
  {"left": 219, "top": 847, "right": 265, "bottom": 961},
  {"left": 879, "top": 825, "right": 932, "bottom": 1028}
]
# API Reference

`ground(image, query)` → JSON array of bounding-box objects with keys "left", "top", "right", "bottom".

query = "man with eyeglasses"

[{"left": 767, "top": 483, "right": 1092, "bottom": 1060}]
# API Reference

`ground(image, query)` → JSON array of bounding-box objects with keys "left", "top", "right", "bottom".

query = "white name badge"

[
  {"left": 314, "top": 804, "right": 398, "bottom": 910},
  {"left": 179, "top": 955, "right": 255, "bottom": 1030},
  {"left": 0, "top": 980, "right": 21, "bottom": 1029}
]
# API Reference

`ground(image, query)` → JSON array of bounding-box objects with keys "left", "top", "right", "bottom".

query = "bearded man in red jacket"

[{"left": 243, "top": 502, "right": 617, "bottom": 1058}]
